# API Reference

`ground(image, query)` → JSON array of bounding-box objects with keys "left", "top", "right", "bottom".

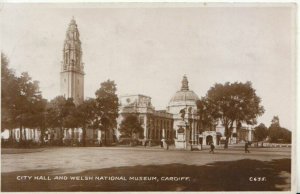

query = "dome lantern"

[
  {"left": 167, "top": 75, "right": 200, "bottom": 114},
  {"left": 181, "top": 75, "right": 189, "bottom": 91}
]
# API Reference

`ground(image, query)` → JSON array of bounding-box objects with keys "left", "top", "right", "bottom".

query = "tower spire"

[
  {"left": 70, "top": 16, "right": 76, "bottom": 25},
  {"left": 62, "top": 17, "right": 83, "bottom": 73}
]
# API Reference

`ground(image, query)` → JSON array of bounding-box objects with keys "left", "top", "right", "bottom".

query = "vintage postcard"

[{"left": 0, "top": 2, "right": 297, "bottom": 193}]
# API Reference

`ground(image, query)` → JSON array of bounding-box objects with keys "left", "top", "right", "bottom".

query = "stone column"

[
  {"left": 28, "top": 129, "right": 31, "bottom": 140},
  {"left": 98, "top": 130, "right": 102, "bottom": 144},
  {"left": 248, "top": 128, "right": 252, "bottom": 141},
  {"left": 213, "top": 134, "right": 217, "bottom": 145},
  {"left": 148, "top": 118, "right": 152, "bottom": 146},
  {"left": 64, "top": 129, "right": 67, "bottom": 140},
  {"left": 193, "top": 119, "right": 195, "bottom": 144},
  {"left": 33, "top": 129, "right": 36, "bottom": 141},
  {"left": 154, "top": 120, "right": 156, "bottom": 138},
  {"left": 203, "top": 133, "right": 207, "bottom": 145},
  {"left": 184, "top": 126, "right": 188, "bottom": 149},
  {"left": 195, "top": 121, "right": 198, "bottom": 144},
  {"left": 144, "top": 115, "right": 148, "bottom": 139}
]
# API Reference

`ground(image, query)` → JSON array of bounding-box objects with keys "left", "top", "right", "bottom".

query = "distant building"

[{"left": 216, "top": 121, "right": 254, "bottom": 144}]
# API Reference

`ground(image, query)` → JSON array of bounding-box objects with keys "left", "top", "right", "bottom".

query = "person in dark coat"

[
  {"left": 245, "top": 142, "right": 250, "bottom": 153},
  {"left": 209, "top": 142, "right": 215, "bottom": 154}
]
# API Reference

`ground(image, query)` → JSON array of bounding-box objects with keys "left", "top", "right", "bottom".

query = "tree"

[
  {"left": 119, "top": 114, "right": 143, "bottom": 145},
  {"left": 196, "top": 97, "right": 216, "bottom": 132},
  {"left": 46, "top": 96, "right": 66, "bottom": 130},
  {"left": 46, "top": 97, "right": 85, "bottom": 145},
  {"left": 279, "top": 127, "right": 292, "bottom": 143},
  {"left": 254, "top": 123, "right": 268, "bottom": 147},
  {"left": 206, "top": 81, "right": 264, "bottom": 148},
  {"left": 14, "top": 72, "right": 41, "bottom": 143},
  {"left": 45, "top": 96, "right": 67, "bottom": 144},
  {"left": 76, "top": 98, "right": 97, "bottom": 146},
  {"left": 271, "top": 116, "right": 280, "bottom": 127},
  {"left": 62, "top": 98, "right": 78, "bottom": 145},
  {"left": 95, "top": 80, "right": 119, "bottom": 145},
  {"left": 1, "top": 53, "right": 46, "bottom": 146},
  {"left": 27, "top": 97, "right": 47, "bottom": 144},
  {"left": 269, "top": 116, "right": 291, "bottom": 143},
  {"left": 2, "top": 57, "right": 46, "bottom": 145},
  {"left": 1, "top": 53, "right": 19, "bottom": 133},
  {"left": 1, "top": 53, "right": 20, "bottom": 144}
]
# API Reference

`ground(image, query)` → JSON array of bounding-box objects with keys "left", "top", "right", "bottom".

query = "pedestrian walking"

[
  {"left": 209, "top": 142, "right": 215, "bottom": 154},
  {"left": 245, "top": 142, "right": 250, "bottom": 153}
]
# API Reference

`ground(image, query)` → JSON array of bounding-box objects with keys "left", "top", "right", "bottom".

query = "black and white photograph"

[{"left": 0, "top": 2, "right": 297, "bottom": 193}]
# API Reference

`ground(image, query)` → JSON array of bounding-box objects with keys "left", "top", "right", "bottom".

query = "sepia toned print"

[{"left": 1, "top": 3, "right": 296, "bottom": 193}]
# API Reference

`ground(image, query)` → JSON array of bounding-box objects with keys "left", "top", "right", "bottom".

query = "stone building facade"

[
  {"left": 60, "top": 18, "right": 84, "bottom": 106},
  {"left": 166, "top": 75, "right": 201, "bottom": 149},
  {"left": 117, "top": 76, "right": 204, "bottom": 149},
  {"left": 117, "top": 95, "right": 174, "bottom": 145},
  {"left": 116, "top": 76, "right": 254, "bottom": 149}
]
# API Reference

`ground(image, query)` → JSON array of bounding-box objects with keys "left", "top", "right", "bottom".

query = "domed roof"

[
  {"left": 169, "top": 75, "right": 200, "bottom": 103},
  {"left": 170, "top": 90, "right": 200, "bottom": 102}
]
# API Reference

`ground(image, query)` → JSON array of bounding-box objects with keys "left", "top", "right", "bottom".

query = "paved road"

[{"left": 1, "top": 146, "right": 291, "bottom": 174}]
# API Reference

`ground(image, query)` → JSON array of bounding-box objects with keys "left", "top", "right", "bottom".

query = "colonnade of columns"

[{"left": 141, "top": 114, "right": 173, "bottom": 144}]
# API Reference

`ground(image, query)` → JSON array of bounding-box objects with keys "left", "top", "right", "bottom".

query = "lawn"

[{"left": 1, "top": 147, "right": 291, "bottom": 191}]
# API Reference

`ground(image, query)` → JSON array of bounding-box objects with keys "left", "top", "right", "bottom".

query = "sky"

[{"left": 1, "top": 3, "right": 296, "bottom": 130}]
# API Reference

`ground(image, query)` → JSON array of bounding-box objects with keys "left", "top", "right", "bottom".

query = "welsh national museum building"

[{"left": 117, "top": 75, "right": 223, "bottom": 150}]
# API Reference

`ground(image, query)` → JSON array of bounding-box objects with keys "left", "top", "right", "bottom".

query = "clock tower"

[{"left": 60, "top": 17, "right": 84, "bottom": 105}]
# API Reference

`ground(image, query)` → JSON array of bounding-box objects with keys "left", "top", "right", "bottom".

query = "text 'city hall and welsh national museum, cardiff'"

[{"left": 1, "top": 18, "right": 254, "bottom": 149}]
